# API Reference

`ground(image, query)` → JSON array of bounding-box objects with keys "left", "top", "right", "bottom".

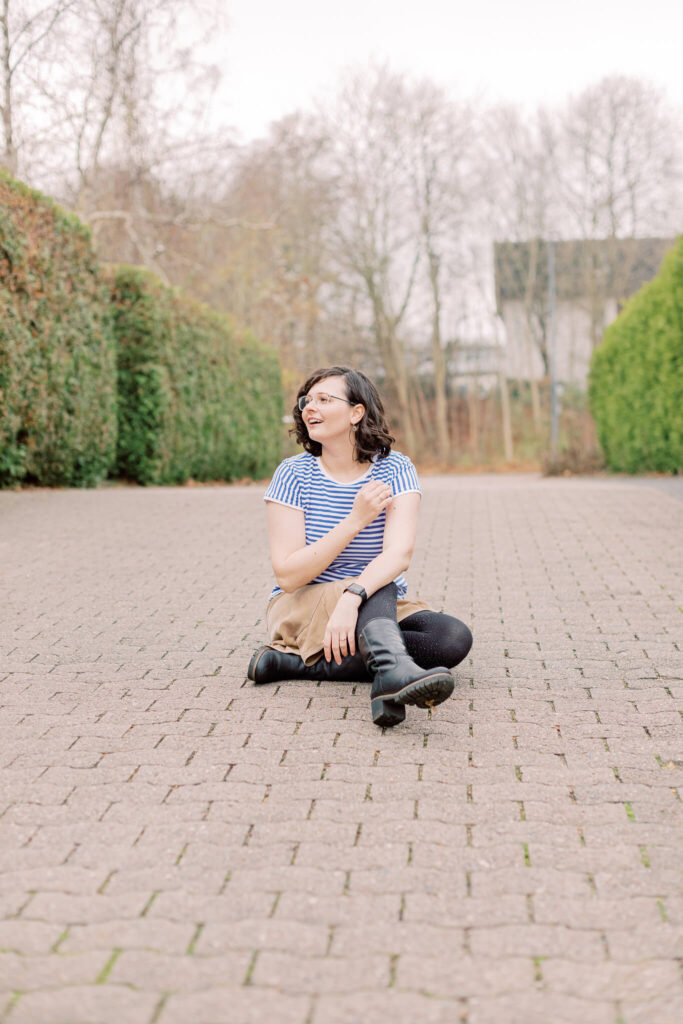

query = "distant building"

[
  {"left": 493, "top": 237, "right": 674, "bottom": 387},
  {"left": 447, "top": 340, "right": 503, "bottom": 393}
]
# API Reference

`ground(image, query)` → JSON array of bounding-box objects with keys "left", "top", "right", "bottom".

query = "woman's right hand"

[{"left": 351, "top": 480, "right": 393, "bottom": 529}]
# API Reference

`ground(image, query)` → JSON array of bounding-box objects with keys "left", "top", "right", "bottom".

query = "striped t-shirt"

[{"left": 264, "top": 450, "right": 421, "bottom": 599}]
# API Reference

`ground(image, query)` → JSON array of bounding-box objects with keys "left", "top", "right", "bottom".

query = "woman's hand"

[
  {"left": 323, "top": 593, "right": 361, "bottom": 664},
  {"left": 351, "top": 480, "right": 393, "bottom": 530}
]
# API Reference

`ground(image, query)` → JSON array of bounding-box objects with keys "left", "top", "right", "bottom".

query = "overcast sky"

[{"left": 218, "top": 0, "right": 683, "bottom": 141}]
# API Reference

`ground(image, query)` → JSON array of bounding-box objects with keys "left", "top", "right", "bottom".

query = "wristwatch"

[{"left": 343, "top": 582, "right": 368, "bottom": 603}]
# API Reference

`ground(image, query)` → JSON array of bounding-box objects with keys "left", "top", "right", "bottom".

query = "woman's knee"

[
  {"left": 400, "top": 610, "right": 473, "bottom": 668},
  {"left": 447, "top": 618, "right": 473, "bottom": 666},
  {"left": 434, "top": 614, "right": 473, "bottom": 667}
]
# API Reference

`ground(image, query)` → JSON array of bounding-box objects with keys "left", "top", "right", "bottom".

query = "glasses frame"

[{"left": 297, "top": 392, "right": 355, "bottom": 412}]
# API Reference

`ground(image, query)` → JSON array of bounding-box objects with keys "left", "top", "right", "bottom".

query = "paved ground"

[{"left": 0, "top": 474, "right": 681, "bottom": 1024}]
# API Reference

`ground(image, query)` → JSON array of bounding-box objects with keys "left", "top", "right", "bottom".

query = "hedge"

[
  {"left": 110, "top": 265, "right": 282, "bottom": 485},
  {"left": 1, "top": 171, "right": 283, "bottom": 488},
  {"left": 0, "top": 171, "right": 117, "bottom": 486},
  {"left": 589, "top": 237, "right": 682, "bottom": 473}
]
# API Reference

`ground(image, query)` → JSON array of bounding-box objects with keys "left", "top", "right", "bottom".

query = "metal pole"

[{"left": 547, "top": 238, "right": 558, "bottom": 463}]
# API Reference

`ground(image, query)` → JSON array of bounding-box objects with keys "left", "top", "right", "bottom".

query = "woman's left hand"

[{"left": 323, "top": 594, "right": 361, "bottom": 664}]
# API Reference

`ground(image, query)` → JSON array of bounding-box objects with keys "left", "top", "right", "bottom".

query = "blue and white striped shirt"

[{"left": 264, "top": 450, "right": 421, "bottom": 599}]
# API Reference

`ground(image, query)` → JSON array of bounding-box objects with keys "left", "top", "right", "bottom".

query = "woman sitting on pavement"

[{"left": 247, "top": 365, "right": 473, "bottom": 727}]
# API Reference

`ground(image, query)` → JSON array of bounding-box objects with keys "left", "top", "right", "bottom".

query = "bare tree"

[
  {"left": 550, "top": 75, "right": 682, "bottom": 240},
  {"left": 483, "top": 104, "right": 556, "bottom": 430},
  {"left": 4, "top": 0, "right": 227, "bottom": 281},
  {"left": 0, "top": 0, "right": 75, "bottom": 174},
  {"left": 547, "top": 75, "right": 683, "bottom": 347},
  {"left": 408, "top": 81, "right": 479, "bottom": 461},
  {"left": 321, "top": 66, "right": 431, "bottom": 455}
]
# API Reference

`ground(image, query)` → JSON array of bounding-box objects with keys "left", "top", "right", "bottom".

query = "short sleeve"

[
  {"left": 391, "top": 454, "right": 421, "bottom": 497},
  {"left": 264, "top": 459, "right": 303, "bottom": 509}
]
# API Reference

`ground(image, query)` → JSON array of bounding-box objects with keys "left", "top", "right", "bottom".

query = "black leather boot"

[
  {"left": 358, "top": 617, "right": 454, "bottom": 727},
  {"left": 248, "top": 645, "right": 370, "bottom": 685}
]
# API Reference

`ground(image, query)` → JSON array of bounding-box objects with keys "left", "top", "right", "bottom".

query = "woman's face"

[{"left": 300, "top": 375, "right": 363, "bottom": 445}]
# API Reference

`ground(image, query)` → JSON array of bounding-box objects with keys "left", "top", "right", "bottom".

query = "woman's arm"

[
  {"left": 355, "top": 491, "right": 420, "bottom": 596},
  {"left": 322, "top": 492, "right": 420, "bottom": 663},
  {"left": 267, "top": 480, "right": 393, "bottom": 593}
]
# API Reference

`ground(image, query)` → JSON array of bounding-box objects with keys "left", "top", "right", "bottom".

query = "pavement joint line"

[
  {"left": 140, "top": 892, "right": 159, "bottom": 917},
  {"left": 149, "top": 992, "right": 170, "bottom": 1024},
  {"left": 50, "top": 928, "right": 70, "bottom": 953},
  {"left": 185, "top": 923, "right": 204, "bottom": 955},
  {"left": 2, "top": 992, "right": 22, "bottom": 1018},
  {"left": 243, "top": 950, "right": 259, "bottom": 986},
  {"left": 96, "top": 948, "right": 121, "bottom": 984}
]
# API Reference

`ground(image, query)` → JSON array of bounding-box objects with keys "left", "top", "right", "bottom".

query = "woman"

[{"left": 247, "top": 366, "right": 473, "bottom": 727}]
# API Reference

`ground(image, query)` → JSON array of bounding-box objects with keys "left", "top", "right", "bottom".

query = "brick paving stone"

[
  {"left": 273, "top": 892, "right": 402, "bottom": 927},
  {"left": 395, "top": 954, "right": 535, "bottom": 997},
  {"left": 468, "top": 923, "right": 607, "bottom": 959},
  {"left": 312, "top": 991, "right": 463, "bottom": 1024},
  {"left": 541, "top": 958, "right": 681, "bottom": 999},
  {"left": 1, "top": 475, "right": 682, "bottom": 1023},
  {"left": 59, "top": 919, "right": 198, "bottom": 954},
  {"left": 621, "top": 994, "right": 683, "bottom": 1024},
  {"left": 0, "top": 921, "right": 68, "bottom": 955},
  {"left": 194, "top": 918, "right": 329, "bottom": 957},
  {"left": 156, "top": 988, "right": 311, "bottom": 1024},
  {"left": 467, "top": 992, "right": 617, "bottom": 1024},
  {"left": 3, "top": 987, "right": 160, "bottom": 1024},
  {"left": 249, "top": 951, "right": 390, "bottom": 992},
  {"left": 108, "top": 949, "right": 251, "bottom": 989},
  {"left": 0, "top": 952, "right": 108, "bottom": 990}
]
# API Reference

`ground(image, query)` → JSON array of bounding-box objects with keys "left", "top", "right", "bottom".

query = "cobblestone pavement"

[{"left": 0, "top": 474, "right": 681, "bottom": 1024}]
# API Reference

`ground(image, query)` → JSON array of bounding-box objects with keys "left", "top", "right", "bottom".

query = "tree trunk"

[
  {"left": 499, "top": 370, "right": 514, "bottom": 462},
  {"left": 425, "top": 245, "right": 450, "bottom": 462},
  {"left": 0, "top": 0, "right": 17, "bottom": 174},
  {"left": 368, "top": 288, "right": 419, "bottom": 457},
  {"left": 468, "top": 377, "right": 480, "bottom": 459}
]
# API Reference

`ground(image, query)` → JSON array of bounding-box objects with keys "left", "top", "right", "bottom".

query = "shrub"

[
  {"left": 589, "top": 237, "right": 682, "bottom": 473},
  {"left": 109, "top": 265, "right": 282, "bottom": 484},
  {"left": 0, "top": 172, "right": 117, "bottom": 486}
]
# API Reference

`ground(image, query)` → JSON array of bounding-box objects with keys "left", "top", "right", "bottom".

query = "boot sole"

[
  {"left": 247, "top": 646, "right": 269, "bottom": 682},
  {"left": 371, "top": 698, "right": 406, "bottom": 728},
  {"left": 391, "top": 672, "right": 454, "bottom": 709}
]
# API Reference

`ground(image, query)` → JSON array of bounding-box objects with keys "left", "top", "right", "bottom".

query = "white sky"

[{"left": 219, "top": 0, "right": 683, "bottom": 141}]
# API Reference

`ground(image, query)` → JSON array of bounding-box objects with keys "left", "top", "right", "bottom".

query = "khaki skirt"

[{"left": 266, "top": 578, "right": 431, "bottom": 665}]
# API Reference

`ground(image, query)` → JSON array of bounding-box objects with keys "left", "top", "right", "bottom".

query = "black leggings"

[{"left": 356, "top": 583, "right": 472, "bottom": 670}]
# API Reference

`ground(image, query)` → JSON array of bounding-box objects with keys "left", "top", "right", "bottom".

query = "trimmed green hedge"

[
  {"left": 1, "top": 171, "right": 283, "bottom": 488},
  {"left": 0, "top": 171, "right": 117, "bottom": 486},
  {"left": 589, "top": 237, "right": 683, "bottom": 473},
  {"left": 110, "top": 266, "right": 282, "bottom": 485}
]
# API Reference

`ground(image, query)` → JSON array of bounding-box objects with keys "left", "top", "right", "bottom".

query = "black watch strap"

[{"left": 343, "top": 583, "right": 367, "bottom": 603}]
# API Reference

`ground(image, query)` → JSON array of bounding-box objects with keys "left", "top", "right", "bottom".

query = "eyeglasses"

[{"left": 298, "top": 392, "right": 354, "bottom": 412}]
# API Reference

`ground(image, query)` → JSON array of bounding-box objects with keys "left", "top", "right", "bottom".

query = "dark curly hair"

[{"left": 292, "top": 366, "right": 395, "bottom": 463}]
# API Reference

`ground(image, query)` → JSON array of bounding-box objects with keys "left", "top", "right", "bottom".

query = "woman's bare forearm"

[
  {"left": 355, "top": 549, "right": 411, "bottom": 600},
  {"left": 275, "top": 513, "right": 364, "bottom": 592}
]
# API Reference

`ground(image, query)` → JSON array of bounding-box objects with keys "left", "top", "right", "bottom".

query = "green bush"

[
  {"left": 109, "top": 265, "right": 282, "bottom": 484},
  {"left": 0, "top": 171, "right": 117, "bottom": 486},
  {"left": 589, "top": 237, "right": 682, "bottom": 473}
]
